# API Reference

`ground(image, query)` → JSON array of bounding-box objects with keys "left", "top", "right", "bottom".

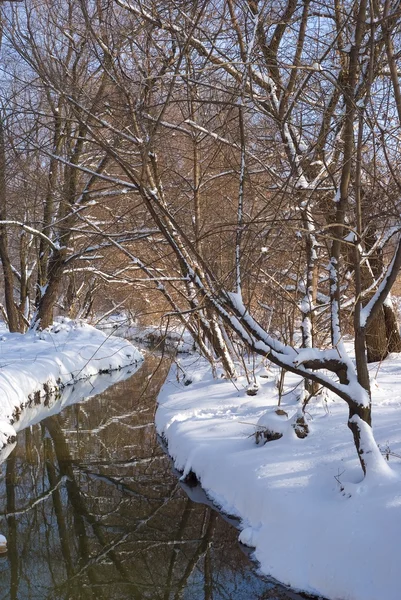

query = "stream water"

[{"left": 0, "top": 353, "right": 306, "bottom": 600}]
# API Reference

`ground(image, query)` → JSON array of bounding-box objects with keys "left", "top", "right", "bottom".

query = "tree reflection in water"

[{"left": 0, "top": 355, "right": 303, "bottom": 600}]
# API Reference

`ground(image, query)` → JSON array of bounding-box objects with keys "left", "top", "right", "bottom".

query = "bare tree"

[{"left": 3, "top": 0, "right": 401, "bottom": 476}]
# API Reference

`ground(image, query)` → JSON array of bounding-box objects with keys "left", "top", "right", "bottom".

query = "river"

[{"left": 0, "top": 352, "right": 307, "bottom": 600}]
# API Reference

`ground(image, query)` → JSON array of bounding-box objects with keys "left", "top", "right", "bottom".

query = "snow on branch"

[
  {"left": 360, "top": 233, "right": 401, "bottom": 328},
  {"left": 0, "top": 221, "right": 61, "bottom": 252},
  {"left": 216, "top": 292, "right": 368, "bottom": 407}
]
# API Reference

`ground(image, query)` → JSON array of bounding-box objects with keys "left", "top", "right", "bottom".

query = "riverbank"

[
  {"left": 0, "top": 353, "right": 292, "bottom": 600},
  {"left": 97, "top": 316, "right": 194, "bottom": 352},
  {"left": 156, "top": 352, "right": 401, "bottom": 600},
  {"left": 0, "top": 318, "right": 143, "bottom": 448}
]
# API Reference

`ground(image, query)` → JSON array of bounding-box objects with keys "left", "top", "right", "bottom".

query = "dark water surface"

[{"left": 0, "top": 354, "right": 305, "bottom": 600}]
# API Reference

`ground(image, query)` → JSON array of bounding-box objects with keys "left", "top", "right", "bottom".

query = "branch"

[
  {"left": 0, "top": 221, "right": 61, "bottom": 252},
  {"left": 360, "top": 233, "right": 401, "bottom": 327}
]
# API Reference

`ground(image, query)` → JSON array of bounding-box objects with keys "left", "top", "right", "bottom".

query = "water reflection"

[{"left": 0, "top": 355, "right": 304, "bottom": 600}]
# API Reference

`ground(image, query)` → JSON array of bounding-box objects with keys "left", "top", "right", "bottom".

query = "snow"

[
  {"left": 360, "top": 238, "right": 401, "bottom": 327},
  {"left": 97, "top": 315, "right": 194, "bottom": 353},
  {"left": 0, "top": 318, "right": 143, "bottom": 446},
  {"left": 156, "top": 352, "right": 401, "bottom": 600},
  {"left": 344, "top": 230, "right": 357, "bottom": 243}
]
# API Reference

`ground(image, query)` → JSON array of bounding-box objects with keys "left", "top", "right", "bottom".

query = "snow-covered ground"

[
  {"left": 156, "top": 352, "right": 401, "bottom": 600},
  {"left": 0, "top": 318, "right": 143, "bottom": 449}
]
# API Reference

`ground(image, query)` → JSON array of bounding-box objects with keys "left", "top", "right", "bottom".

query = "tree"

[
  {"left": 4, "top": 0, "right": 401, "bottom": 477},
  {"left": 81, "top": 0, "right": 401, "bottom": 475},
  {"left": 0, "top": 0, "right": 159, "bottom": 329}
]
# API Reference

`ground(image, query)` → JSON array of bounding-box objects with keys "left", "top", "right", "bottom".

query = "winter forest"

[{"left": 0, "top": 1, "right": 400, "bottom": 599}]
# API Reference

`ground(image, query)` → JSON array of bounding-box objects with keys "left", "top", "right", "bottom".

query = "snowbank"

[
  {"left": 0, "top": 318, "right": 143, "bottom": 447},
  {"left": 156, "top": 353, "right": 401, "bottom": 600}
]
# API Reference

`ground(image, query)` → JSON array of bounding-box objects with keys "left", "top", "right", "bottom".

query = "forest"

[{"left": 0, "top": 2, "right": 400, "bottom": 598}]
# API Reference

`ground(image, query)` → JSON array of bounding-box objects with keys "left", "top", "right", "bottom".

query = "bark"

[
  {"left": 35, "top": 104, "right": 62, "bottom": 307},
  {"left": 365, "top": 301, "right": 401, "bottom": 362},
  {"left": 366, "top": 307, "right": 389, "bottom": 363},
  {"left": 207, "top": 312, "right": 236, "bottom": 379},
  {"left": 363, "top": 231, "right": 401, "bottom": 362},
  {"left": 32, "top": 166, "right": 78, "bottom": 329},
  {"left": 34, "top": 249, "right": 66, "bottom": 330},
  {"left": 384, "top": 302, "right": 401, "bottom": 353},
  {"left": 347, "top": 401, "right": 372, "bottom": 476},
  {"left": 0, "top": 118, "right": 21, "bottom": 332}
]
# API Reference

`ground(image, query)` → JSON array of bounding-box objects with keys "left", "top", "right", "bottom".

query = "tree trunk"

[
  {"left": 0, "top": 118, "right": 21, "bottom": 332},
  {"left": 33, "top": 250, "right": 66, "bottom": 330},
  {"left": 347, "top": 401, "right": 371, "bottom": 476},
  {"left": 32, "top": 121, "right": 87, "bottom": 330},
  {"left": 205, "top": 309, "right": 236, "bottom": 379},
  {"left": 384, "top": 301, "right": 401, "bottom": 353},
  {"left": 366, "top": 306, "right": 388, "bottom": 363},
  {"left": 363, "top": 228, "right": 401, "bottom": 362},
  {"left": 0, "top": 233, "right": 20, "bottom": 332},
  {"left": 35, "top": 107, "right": 62, "bottom": 307},
  {"left": 365, "top": 298, "right": 401, "bottom": 362}
]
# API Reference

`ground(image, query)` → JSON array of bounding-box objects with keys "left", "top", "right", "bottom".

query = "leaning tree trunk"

[
  {"left": 366, "top": 306, "right": 389, "bottom": 363},
  {"left": 347, "top": 400, "right": 372, "bottom": 476},
  {"left": 384, "top": 300, "right": 401, "bottom": 352},
  {"left": 363, "top": 227, "right": 401, "bottom": 362},
  {"left": 365, "top": 296, "right": 401, "bottom": 363}
]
